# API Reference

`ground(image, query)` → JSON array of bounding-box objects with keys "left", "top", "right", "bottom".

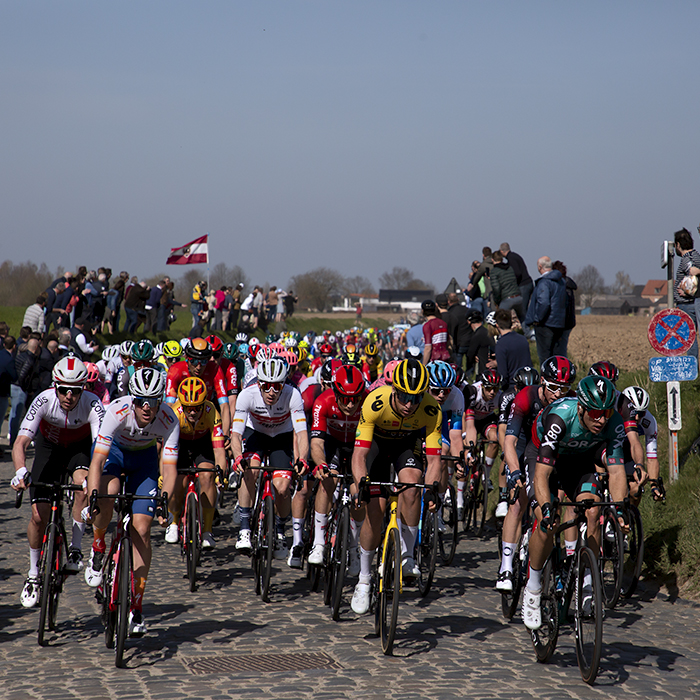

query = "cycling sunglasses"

[
  {"left": 187, "top": 358, "right": 209, "bottom": 366},
  {"left": 335, "top": 392, "right": 362, "bottom": 405},
  {"left": 260, "top": 381, "right": 284, "bottom": 393},
  {"left": 543, "top": 380, "right": 570, "bottom": 395},
  {"left": 394, "top": 389, "right": 425, "bottom": 405},
  {"left": 56, "top": 385, "right": 83, "bottom": 396},
  {"left": 587, "top": 407, "right": 614, "bottom": 421},
  {"left": 429, "top": 386, "right": 450, "bottom": 397},
  {"left": 133, "top": 397, "right": 161, "bottom": 409}
]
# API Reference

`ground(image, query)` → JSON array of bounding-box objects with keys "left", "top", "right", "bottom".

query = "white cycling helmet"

[
  {"left": 179, "top": 337, "right": 192, "bottom": 351},
  {"left": 129, "top": 367, "right": 166, "bottom": 399},
  {"left": 257, "top": 357, "right": 289, "bottom": 383},
  {"left": 101, "top": 345, "right": 120, "bottom": 361},
  {"left": 249, "top": 337, "right": 260, "bottom": 348},
  {"left": 154, "top": 342, "right": 165, "bottom": 357},
  {"left": 52, "top": 356, "right": 89, "bottom": 385},
  {"left": 622, "top": 386, "right": 650, "bottom": 412},
  {"left": 235, "top": 332, "right": 249, "bottom": 343},
  {"left": 486, "top": 311, "right": 497, "bottom": 327},
  {"left": 119, "top": 340, "right": 135, "bottom": 357}
]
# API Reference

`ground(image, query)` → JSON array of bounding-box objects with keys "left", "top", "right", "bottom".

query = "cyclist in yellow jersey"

[
  {"left": 351, "top": 358, "right": 442, "bottom": 614},
  {"left": 166, "top": 377, "right": 226, "bottom": 549},
  {"left": 361, "top": 342, "right": 384, "bottom": 383}
]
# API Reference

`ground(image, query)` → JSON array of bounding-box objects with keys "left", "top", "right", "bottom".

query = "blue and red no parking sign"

[{"left": 648, "top": 308, "right": 696, "bottom": 356}]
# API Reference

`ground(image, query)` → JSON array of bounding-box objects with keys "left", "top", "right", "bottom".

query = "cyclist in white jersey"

[
  {"left": 231, "top": 358, "right": 309, "bottom": 563},
  {"left": 10, "top": 356, "right": 105, "bottom": 608},
  {"left": 84, "top": 368, "right": 179, "bottom": 637}
]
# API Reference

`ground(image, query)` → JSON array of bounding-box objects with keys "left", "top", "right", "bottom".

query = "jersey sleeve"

[
  {"left": 161, "top": 406, "right": 180, "bottom": 470},
  {"left": 17, "top": 392, "right": 51, "bottom": 440},
  {"left": 354, "top": 393, "right": 380, "bottom": 449},
  {"left": 289, "top": 387, "right": 308, "bottom": 434},
  {"left": 86, "top": 392, "right": 106, "bottom": 441},
  {"left": 93, "top": 402, "right": 128, "bottom": 458},
  {"left": 644, "top": 414, "right": 658, "bottom": 459},
  {"left": 213, "top": 366, "right": 228, "bottom": 405},
  {"left": 231, "top": 388, "right": 252, "bottom": 436},
  {"left": 225, "top": 362, "right": 239, "bottom": 396},
  {"left": 165, "top": 364, "right": 184, "bottom": 403},
  {"left": 206, "top": 403, "right": 225, "bottom": 448},
  {"left": 423, "top": 402, "right": 443, "bottom": 456},
  {"left": 505, "top": 388, "right": 529, "bottom": 438},
  {"left": 310, "top": 393, "right": 329, "bottom": 439},
  {"left": 463, "top": 385, "right": 477, "bottom": 420},
  {"left": 536, "top": 410, "right": 568, "bottom": 466},
  {"left": 604, "top": 413, "right": 626, "bottom": 466}
]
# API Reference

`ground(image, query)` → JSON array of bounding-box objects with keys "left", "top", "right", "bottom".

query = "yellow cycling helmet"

[
  {"left": 177, "top": 377, "right": 208, "bottom": 407},
  {"left": 364, "top": 342, "right": 379, "bottom": 357},
  {"left": 163, "top": 340, "right": 183, "bottom": 359},
  {"left": 392, "top": 359, "right": 429, "bottom": 395},
  {"left": 296, "top": 346, "right": 309, "bottom": 363}
]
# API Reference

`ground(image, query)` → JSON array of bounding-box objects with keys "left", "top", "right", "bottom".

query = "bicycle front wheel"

[
  {"left": 115, "top": 541, "right": 132, "bottom": 668},
  {"left": 438, "top": 483, "right": 458, "bottom": 565},
  {"left": 416, "top": 509, "right": 438, "bottom": 597},
  {"left": 502, "top": 531, "right": 525, "bottom": 620},
  {"left": 185, "top": 492, "right": 199, "bottom": 592},
  {"left": 331, "top": 507, "right": 350, "bottom": 619},
  {"left": 38, "top": 524, "right": 57, "bottom": 646},
  {"left": 261, "top": 495, "right": 275, "bottom": 603},
  {"left": 48, "top": 531, "right": 64, "bottom": 631},
  {"left": 380, "top": 527, "right": 401, "bottom": 655},
  {"left": 103, "top": 553, "right": 116, "bottom": 649},
  {"left": 620, "top": 504, "right": 644, "bottom": 598},
  {"left": 575, "top": 546, "right": 603, "bottom": 685},
  {"left": 600, "top": 507, "right": 623, "bottom": 609}
]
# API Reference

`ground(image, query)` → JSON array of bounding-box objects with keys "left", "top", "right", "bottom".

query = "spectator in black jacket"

[
  {"left": 493, "top": 309, "right": 531, "bottom": 391},
  {"left": 9, "top": 336, "right": 41, "bottom": 447},
  {"left": 445, "top": 293, "right": 475, "bottom": 370},
  {"left": 500, "top": 242, "right": 534, "bottom": 338},
  {"left": 0, "top": 335, "right": 18, "bottom": 456},
  {"left": 465, "top": 312, "right": 496, "bottom": 377}
]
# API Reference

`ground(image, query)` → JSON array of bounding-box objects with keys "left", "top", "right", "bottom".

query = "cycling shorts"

[
  {"left": 322, "top": 436, "right": 353, "bottom": 474},
  {"left": 473, "top": 414, "right": 498, "bottom": 437},
  {"left": 30, "top": 434, "right": 92, "bottom": 505},
  {"left": 101, "top": 442, "right": 160, "bottom": 517},
  {"left": 243, "top": 427, "right": 294, "bottom": 479},
  {"left": 366, "top": 435, "right": 423, "bottom": 483},
  {"left": 177, "top": 435, "right": 215, "bottom": 472},
  {"left": 535, "top": 442, "right": 606, "bottom": 502}
]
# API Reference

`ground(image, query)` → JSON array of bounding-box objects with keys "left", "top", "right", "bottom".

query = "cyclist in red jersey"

[
  {"left": 421, "top": 299, "right": 451, "bottom": 364},
  {"left": 207, "top": 334, "right": 239, "bottom": 420},
  {"left": 307, "top": 365, "right": 366, "bottom": 568},
  {"left": 165, "top": 338, "right": 230, "bottom": 439},
  {"left": 309, "top": 343, "right": 335, "bottom": 375}
]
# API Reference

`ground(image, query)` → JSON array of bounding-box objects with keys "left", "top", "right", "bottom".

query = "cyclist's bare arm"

[
  {"left": 352, "top": 445, "right": 370, "bottom": 487},
  {"left": 10, "top": 435, "right": 32, "bottom": 489},
  {"left": 87, "top": 451, "right": 109, "bottom": 501},
  {"left": 310, "top": 437, "right": 327, "bottom": 468}
]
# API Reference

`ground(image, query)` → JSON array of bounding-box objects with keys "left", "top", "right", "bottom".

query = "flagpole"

[{"left": 207, "top": 232, "right": 210, "bottom": 292}]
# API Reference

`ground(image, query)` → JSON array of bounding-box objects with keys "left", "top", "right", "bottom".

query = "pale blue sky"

[{"left": 2, "top": 1, "right": 699, "bottom": 292}]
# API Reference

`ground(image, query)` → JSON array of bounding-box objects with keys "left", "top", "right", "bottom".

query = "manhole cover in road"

[{"left": 182, "top": 652, "right": 342, "bottom": 675}]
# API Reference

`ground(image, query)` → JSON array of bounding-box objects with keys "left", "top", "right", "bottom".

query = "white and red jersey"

[
  {"left": 463, "top": 381, "right": 501, "bottom": 421},
  {"left": 422, "top": 317, "right": 450, "bottom": 361},
  {"left": 219, "top": 358, "right": 239, "bottom": 396},
  {"left": 18, "top": 388, "right": 105, "bottom": 448},
  {"left": 310, "top": 388, "right": 364, "bottom": 444},
  {"left": 93, "top": 396, "right": 179, "bottom": 470},
  {"left": 232, "top": 383, "right": 307, "bottom": 437}
]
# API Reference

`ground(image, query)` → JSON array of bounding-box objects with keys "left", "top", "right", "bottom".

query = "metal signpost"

[{"left": 648, "top": 307, "right": 697, "bottom": 482}]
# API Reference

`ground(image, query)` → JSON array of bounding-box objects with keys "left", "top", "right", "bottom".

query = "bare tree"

[
  {"left": 178, "top": 268, "right": 207, "bottom": 296},
  {"left": 289, "top": 267, "right": 345, "bottom": 311},
  {"left": 378, "top": 266, "right": 428, "bottom": 290},
  {"left": 0, "top": 260, "right": 56, "bottom": 306},
  {"left": 574, "top": 265, "right": 605, "bottom": 307},
  {"left": 342, "top": 275, "right": 376, "bottom": 296},
  {"left": 209, "top": 263, "right": 251, "bottom": 291},
  {"left": 610, "top": 270, "right": 634, "bottom": 295}
]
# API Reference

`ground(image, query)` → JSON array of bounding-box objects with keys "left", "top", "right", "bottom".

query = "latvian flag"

[{"left": 166, "top": 235, "right": 209, "bottom": 265}]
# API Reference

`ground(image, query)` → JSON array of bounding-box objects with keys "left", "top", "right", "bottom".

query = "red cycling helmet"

[
  {"left": 479, "top": 369, "right": 502, "bottom": 388},
  {"left": 588, "top": 360, "right": 619, "bottom": 384},
  {"left": 318, "top": 343, "right": 334, "bottom": 356},
  {"left": 206, "top": 334, "right": 224, "bottom": 359},
  {"left": 541, "top": 356, "right": 577, "bottom": 384},
  {"left": 333, "top": 364, "right": 366, "bottom": 398}
]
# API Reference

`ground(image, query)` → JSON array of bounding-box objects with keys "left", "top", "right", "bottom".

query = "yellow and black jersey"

[
  {"left": 354, "top": 385, "right": 442, "bottom": 455},
  {"left": 173, "top": 399, "right": 225, "bottom": 448}
]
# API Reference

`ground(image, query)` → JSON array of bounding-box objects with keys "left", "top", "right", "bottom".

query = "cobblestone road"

[{"left": 1, "top": 453, "right": 699, "bottom": 700}]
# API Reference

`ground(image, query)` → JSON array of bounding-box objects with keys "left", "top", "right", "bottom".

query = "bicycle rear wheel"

[
  {"left": 531, "top": 556, "right": 559, "bottom": 662},
  {"left": 102, "top": 553, "right": 116, "bottom": 649},
  {"left": 438, "top": 483, "right": 458, "bottom": 565},
  {"left": 323, "top": 507, "right": 337, "bottom": 607},
  {"left": 252, "top": 500, "right": 262, "bottom": 596},
  {"left": 417, "top": 508, "right": 438, "bottom": 597},
  {"left": 38, "top": 524, "right": 57, "bottom": 646},
  {"left": 477, "top": 464, "right": 489, "bottom": 535},
  {"left": 185, "top": 492, "right": 199, "bottom": 592},
  {"left": 600, "top": 507, "right": 623, "bottom": 609},
  {"left": 261, "top": 495, "right": 274, "bottom": 603},
  {"left": 575, "top": 546, "right": 603, "bottom": 684},
  {"left": 330, "top": 506, "right": 350, "bottom": 620},
  {"left": 620, "top": 504, "right": 644, "bottom": 598},
  {"left": 380, "top": 527, "right": 401, "bottom": 655},
  {"left": 115, "top": 541, "right": 132, "bottom": 668}
]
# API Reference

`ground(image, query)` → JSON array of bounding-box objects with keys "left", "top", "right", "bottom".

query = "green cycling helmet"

[
  {"left": 131, "top": 339, "right": 155, "bottom": 362},
  {"left": 576, "top": 375, "right": 616, "bottom": 411},
  {"left": 223, "top": 342, "right": 239, "bottom": 361}
]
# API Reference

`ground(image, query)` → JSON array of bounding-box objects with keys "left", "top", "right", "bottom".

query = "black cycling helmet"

[
  {"left": 577, "top": 375, "right": 616, "bottom": 411},
  {"left": 513, "top": 366, "right": 540, "bottom": 392},
  {"left": 421, "top": 299, "right": 437, "bottom": 315}
]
